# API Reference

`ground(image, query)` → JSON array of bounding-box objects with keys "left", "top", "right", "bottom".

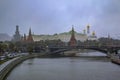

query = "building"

[
  {"left": 32, "top": 25, "right": 98, "bottom": 42},
  {"left": 12, "top": 25, "right": 21, "bottom": 42},
  {"left": 12, "top": 24, "right": 97, "bottom": 42},
  {"left": 87, "top": 31, "right": 97, "bottom": 41},
  {"left": 68, "top": 27, "right": 77, "bottom": 46},
  {"left": 12, "top": 26, "right": 34, "bottom": 43},
  {"left": 32, "top": 28, "right": 88, "bottom": 42},
  {"left": 26, "top": 28, "right": 34, "bottom": 42}
]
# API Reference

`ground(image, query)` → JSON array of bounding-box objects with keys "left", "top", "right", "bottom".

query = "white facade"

[
  {"left": 87, "top": 35, "right": 98, "bottom": 41},
  {"left": 32, "top": 32, "right": 88, "bottom": 42}
]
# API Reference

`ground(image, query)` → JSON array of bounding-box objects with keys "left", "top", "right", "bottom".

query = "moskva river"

[{"left": 6, "top": 52, "right": 120, "bottom": 80}]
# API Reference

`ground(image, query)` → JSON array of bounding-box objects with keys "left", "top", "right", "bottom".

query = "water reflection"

[{"left": 77, "top": 51, "right": 107, "bottom": 56}]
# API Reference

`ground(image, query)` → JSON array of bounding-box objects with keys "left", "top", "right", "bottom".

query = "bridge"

[{"left": 47, "top": 45, "right": 120, "bottom": 56}]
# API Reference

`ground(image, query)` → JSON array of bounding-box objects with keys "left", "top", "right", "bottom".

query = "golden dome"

[{"left": 92, "top": 31, "right": 95, "bottom": 36}]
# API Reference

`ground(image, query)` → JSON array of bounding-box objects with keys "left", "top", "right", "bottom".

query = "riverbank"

[
  {"left": 0, "top": 52, "right": 111, "bottom": 80},
  {"left": 6, "top": 57, "right": 120, "bottom": 80},
  {"left": 111, "top": 55, "right": 120, "bottom": 65},
  {"left": 0, "top": 54, "right": 37, "bottom": 80}
]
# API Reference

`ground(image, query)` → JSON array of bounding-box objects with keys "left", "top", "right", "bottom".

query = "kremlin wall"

[{"left": 12, "top": 25, "right": 97, "bottom": 43}]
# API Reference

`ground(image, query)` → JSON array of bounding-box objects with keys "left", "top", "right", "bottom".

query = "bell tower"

[
  {"left": 12, "top": 25, "right": 21, "bottom": 42},
  {"left": 87, "top": 24, "right": 90, "bottom": 34}
]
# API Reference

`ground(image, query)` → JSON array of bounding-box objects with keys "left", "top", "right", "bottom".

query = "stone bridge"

[{"left": 47, "top": 45, "right": 120, "bottom": 55}]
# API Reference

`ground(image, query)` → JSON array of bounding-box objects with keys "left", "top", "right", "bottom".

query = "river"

[{"left": 6, "top": 52, "right": 120, "bottom": 80}]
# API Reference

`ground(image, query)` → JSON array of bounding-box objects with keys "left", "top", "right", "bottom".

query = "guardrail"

[{"left": 0, "top": 55, "right": 36, "bottom": 80}]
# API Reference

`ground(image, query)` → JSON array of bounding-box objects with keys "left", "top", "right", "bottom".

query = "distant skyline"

[{"left": 0, "top": 0, "right": 120, "bottom": 39}]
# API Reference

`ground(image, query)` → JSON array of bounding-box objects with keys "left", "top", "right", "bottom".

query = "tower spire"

[
  {"left": 16, "top": 25, "right": 20, "bottom": 34},
  {"left": 87, "top": 24, "right": 90, "bottom": 34},
  {"left": 29, "top": 28, "right": 32, "bottom": 35},
  {"left": 24, "top": 34, "right": 26, "bottom": 41},
  {"left": 108, "top": 34, "right": 110, "bottom": 39},
  {"left": 69, "top": 25, "right": 77, "bottom": 47},
  {"left": 72, "top": 25, "right": 75, "bottom": 37},
  {"left": 27, "top": 28, "right": 34, "bottom": 42},
  {"left": 12, "top": 25, "right": 21, "bottom": 42}
]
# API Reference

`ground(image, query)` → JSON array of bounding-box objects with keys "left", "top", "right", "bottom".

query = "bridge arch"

[
  {"left": 48, "top": 47, "right": 108, "bottom": 55},
  {"left": 48, "top": 49, "right": 109, "bottom": 57}
]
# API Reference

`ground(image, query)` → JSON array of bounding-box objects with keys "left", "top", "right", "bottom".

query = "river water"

[{"left": 6, "top": 52, "right": 120, "bottom": 80}]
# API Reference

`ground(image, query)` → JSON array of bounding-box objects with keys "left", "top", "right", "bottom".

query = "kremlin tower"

[
  {"left": 69, "top": 26, "right": 77, "bottom": 47},
  {"left": 87, "top": 24, "right": 90, "bottom": 34},
  {"left": 27, "top": 28, "right": 34, "bottom": 42},
  {"left": 23, "top": 34, "right": 26, "bottom": 42},
  {"left": 12, "top": 25, "right": 21, "bottom": 42}
]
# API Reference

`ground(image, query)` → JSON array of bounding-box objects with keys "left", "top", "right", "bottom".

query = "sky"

[{"left": 0, "top": 0, "right": 120, "bottom": 38}]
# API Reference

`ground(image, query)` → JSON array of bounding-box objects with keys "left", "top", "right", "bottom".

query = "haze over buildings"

[
  {"left": 0, "top": 0, "right": 120, "bottom": 39},
  {"left": 0, "top": 33, "right": 11, "bottom": 41}
]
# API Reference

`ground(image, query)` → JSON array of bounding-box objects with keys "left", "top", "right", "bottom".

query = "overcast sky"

[{"left": 0, "top": 0, "right": 120, "bottom": 38}]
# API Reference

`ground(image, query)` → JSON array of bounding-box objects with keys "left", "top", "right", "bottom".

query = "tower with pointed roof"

[
  {"left": 87, "top": 24, "right": 90, "bottom": 34},
  {"left": 23, "top": 34, "right": 26, "bottom": 41},
  {"left": 69, "top": 26, "right": 77, "bottom": 47},
  {"left": 12, "top": 25, "right": 21, "bottom": 42},
  {"left": 27, "top": 28, "right": 34, "bottom": 42}
]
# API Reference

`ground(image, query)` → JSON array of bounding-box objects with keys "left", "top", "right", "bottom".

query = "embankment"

[{"left": 0, "top": 54, "right": 36, "bottom": 80}]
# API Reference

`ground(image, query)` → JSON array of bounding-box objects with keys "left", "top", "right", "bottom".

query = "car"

[
  {"left": 0, "top": 56, "right": 6, "bottom": 60},
  {"left": 7, "top": 53, "right": 14, "bottom": 58}
]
